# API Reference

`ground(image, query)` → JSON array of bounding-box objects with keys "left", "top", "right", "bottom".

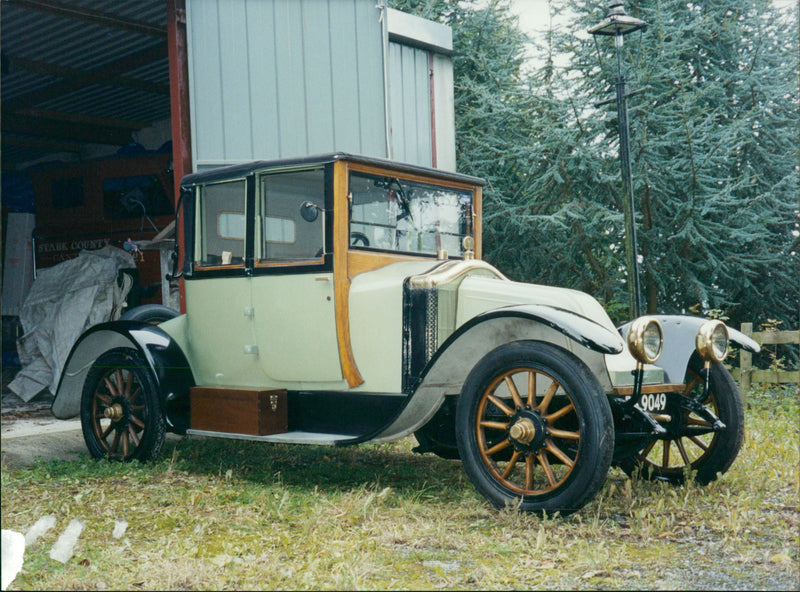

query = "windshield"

[{"left": 349, "top": 172, "right": 474, "bottom": 257}]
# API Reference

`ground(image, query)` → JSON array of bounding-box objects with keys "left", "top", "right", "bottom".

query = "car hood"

[
  {"left": 455, "top": 275, "right": 618, "bottom": 334},
  {"left": 350, "top": 258, "right": 646, "bottom": 389},
  {"left": 351, "top": 259, "right": 616, "bottom": 335},
  {"left": 455, "top": 275, "right": 651, "bottom": 384}
]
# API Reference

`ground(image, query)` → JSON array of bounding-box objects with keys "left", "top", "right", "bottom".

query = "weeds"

[
  {"left": 2, "top": 386, "right": 797, "bottom": 590},
  {"left": 760, "top": 318, "right": 791, "bottom": 372}
]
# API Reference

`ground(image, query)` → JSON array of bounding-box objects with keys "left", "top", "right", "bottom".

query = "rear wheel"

[
  {"left": 456, "top": 341, "right": 614, "bottom": 515},
  {"left": 80, "top": 348, "right": 165, "bottom": 462},
  {"left": 619, "top": 360, "right": 744, "bottom": 485}
]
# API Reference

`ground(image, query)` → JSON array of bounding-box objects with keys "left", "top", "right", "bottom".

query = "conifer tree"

[
  {"left": 391, "top": 0, "right": 799, "bottom": 330},
  {"left": 546, "top": 0, "right": 799, "bottom": 328}
]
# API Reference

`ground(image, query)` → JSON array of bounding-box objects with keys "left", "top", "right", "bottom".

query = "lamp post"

[{"left": 589, "top": 1, "right": 647, "bottom": 319}]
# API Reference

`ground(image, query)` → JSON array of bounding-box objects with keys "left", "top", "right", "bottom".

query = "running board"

[{"left": 186, "top": 429, "right": 354, "bottom": 445}]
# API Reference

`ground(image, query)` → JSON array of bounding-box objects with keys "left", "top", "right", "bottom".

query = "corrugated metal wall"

[
  {"left": 387, "top": 42, "right": 432, "bottom": 167},
  {"left": 187, "top": 0, "right": 388, "bottom": 169}
]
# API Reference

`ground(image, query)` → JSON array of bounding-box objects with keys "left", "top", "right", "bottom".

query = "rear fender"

[
  {"left": 51, "top": 321, "right": 195, "bottom": 433},
  {"left": 371, "top": 305, "right": 623, "bottom": 443},
  {"left": 618, "top": 315, "right": 761, "bottom": 383}
]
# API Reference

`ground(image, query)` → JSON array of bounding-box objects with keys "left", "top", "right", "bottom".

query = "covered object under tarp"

[{"left": 9, "top": 246, "right": 135, "bottom": 401}]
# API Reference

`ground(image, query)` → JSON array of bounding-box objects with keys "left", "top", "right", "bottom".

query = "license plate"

[{"left": 639, "top": 392, "right": 668, "bottom": 413}]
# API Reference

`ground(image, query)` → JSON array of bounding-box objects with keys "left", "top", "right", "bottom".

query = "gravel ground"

[{"left": 0, "top": 365, "right": 85, "bottom": 467}]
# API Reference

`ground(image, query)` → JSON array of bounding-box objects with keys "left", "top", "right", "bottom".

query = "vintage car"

[{"left": 51, "top": 153, "right": 760, "bottom": 515}]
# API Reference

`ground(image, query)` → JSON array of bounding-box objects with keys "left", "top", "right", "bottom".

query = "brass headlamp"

[
  {"left": 627, "top": 317, "right": 663, "bottom": 365},
  {"left": 696, "top": 320, "right": 729, "bottom": 364}
]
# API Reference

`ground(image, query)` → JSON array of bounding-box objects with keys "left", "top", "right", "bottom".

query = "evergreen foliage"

[
  {"left": 389, "top": 0, "right": 799, "bottom": 329},
  {"left": 571, "top": 0, "right": 799, "bottom": 327}
]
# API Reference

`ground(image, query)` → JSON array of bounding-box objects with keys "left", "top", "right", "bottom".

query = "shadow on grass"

[
  {"left": 162, "top": 435, "right": 470, "bottom": 497},
  {"left": 4, "top": 433, "right": 476, "bottom": 506}
]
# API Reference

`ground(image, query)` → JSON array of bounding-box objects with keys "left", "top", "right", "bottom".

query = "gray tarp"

[{"left": 9, "top": 246, "right": 135, "bottom": 401}]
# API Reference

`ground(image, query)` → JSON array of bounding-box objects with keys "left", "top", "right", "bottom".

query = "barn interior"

[{"left": 2, "top": 0, "right": 180, "bottom": 398}]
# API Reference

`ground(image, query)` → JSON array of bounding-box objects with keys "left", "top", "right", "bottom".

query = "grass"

[{"left": 2, "top": 385, "right": 797, "bottom": 590}]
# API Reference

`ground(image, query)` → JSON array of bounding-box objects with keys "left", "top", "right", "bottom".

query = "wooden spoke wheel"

[
  {"left": 80, "top": 348, "right": 165, "bottom": 462},
  {"left": 621, "top": 360, "right": 744, "bottom": 485},
  {"left": 475, "top": 367, "right": 581, "bottom": 495},
  {"left": 456, "top": 342, "right": 614, "bottom": 516}
]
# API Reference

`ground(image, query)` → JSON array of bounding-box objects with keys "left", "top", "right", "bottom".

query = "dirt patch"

[
  {"left": 1, "top": 419, "right": 87, "bottom": 468},
  {"left": 0, "top": 365, "right": 84, "bottom": 468}
]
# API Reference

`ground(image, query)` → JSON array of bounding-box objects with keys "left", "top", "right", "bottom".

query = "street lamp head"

[{"left": 588, "top": 1, "right": 648, "bottom": 37}]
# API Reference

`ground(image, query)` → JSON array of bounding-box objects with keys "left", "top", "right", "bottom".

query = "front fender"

[
  {"left": 51, "top": 321, "right": 195, "bottom": 433},
  {"left": 492, "top": 305, "right": 625, "bottom": 355},
  {"left": 369, "top": 305, "right": 623, "bottom": 444},
  {"left": 618, "top": 315, "right": 761, "bottom": 383}
]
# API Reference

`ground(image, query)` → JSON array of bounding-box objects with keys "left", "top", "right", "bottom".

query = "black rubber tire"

[
  {"left": 80, "top": 348, "right": 165, "bottom": 462},
  {"left": 456, "top": 341, "right": 614, "bottom": 516},
  {"left": 120, "top": 304, "right": 179, "bottom": 324},
  {"left": 619, "top": 360, "right": 744, "bottom": 485}
]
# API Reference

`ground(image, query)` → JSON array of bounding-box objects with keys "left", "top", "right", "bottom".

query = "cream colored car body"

[
  {"left": 51, "top": 153, "right": 703, "bottom": 445},
  {"left": 159, "top": 260, "right": 637, "bottom": 394},
  {"left": 55, "top": 154, "right": 504, "bottom": 431},
  {"left": 154, "top": 255, "right": 642, "bottom": 443}
]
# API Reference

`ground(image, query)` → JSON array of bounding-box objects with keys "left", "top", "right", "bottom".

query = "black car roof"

[{"left": 180, "top": 152, "right": 486, "bottom": 188}]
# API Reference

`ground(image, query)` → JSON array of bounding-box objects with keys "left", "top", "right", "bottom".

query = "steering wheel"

[{"left": 350, "top": 231, "right": 370, "bottom": 247}]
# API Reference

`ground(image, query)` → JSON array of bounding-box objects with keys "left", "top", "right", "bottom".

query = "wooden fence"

[{"left": 732, "top": 322, "right": 800, "bottom": 400}]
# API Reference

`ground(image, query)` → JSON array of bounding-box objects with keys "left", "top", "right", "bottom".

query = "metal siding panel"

[
  {"left": 328, "top": 0, "right": 363, "bottom": 154},
  {"left": 187, "top": 0, "right": 389, "bottom": 165},
  {"left": 218, "top": 0, "right": 254, "bottom": 161},
  {"left": 385, "top": 7, "right": 452, "bottom": 54},
  {"left": 388, "top": 42, "right": 431, "bottom": 167},
  {"left": 187, "top": 0, "right": 225, "bottom": 166},
  {"left": 402, "top": 44, "right": 419, "bottom": 163},
  {"left": 432, "top": 54, "right": 456, "bottom": 171},
  {"left": 273, "top": 0, "right": 308, "bottom": 157},
  {"left": 302, "top": 0, "right": 335, "bottom": 153},
  {"left": 354, "top": 1, "right": 387, "bottom": 158},
  {"left": 388, "top": 42, "right": 405, "bottom": 162},
  {"left": 245, "top": 0, "right": 281, "bottom": 159},
  {"left": 414, "top": 46, "right": 432, "bottom": 166}
]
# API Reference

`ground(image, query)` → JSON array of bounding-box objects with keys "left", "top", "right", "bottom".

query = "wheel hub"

[
  {"left": 508, "top": 409, "right": 547, "bottom": 452},
  {"left": 102, "top": 396, "right": 133, "bottom": 431},
  {"left": 104, "top": 403, "right": 124, "bottom": 422},
  {"left": 508, "top": 418, "right": 536, "bottom": 445}
]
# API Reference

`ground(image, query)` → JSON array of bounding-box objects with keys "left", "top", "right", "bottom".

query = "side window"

[
  {"left": 349, "top": 172, "right": 473, "bottom": 256},
  {"left": 196, "top": 179, "right": 246, "bottom": 267},
  {"left": 257, "top": 169, "right": 325, "bottom": 264}
]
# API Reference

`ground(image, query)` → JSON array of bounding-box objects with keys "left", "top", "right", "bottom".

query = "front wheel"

[
  {"left": 619, "top": 360, "right": 744, "bottom": 485},
  {"left": 456, "top": 341, "right": 614, "bottom": 516},
  {"left": 80, "top": 348, "right": 165, "bottom": 461}
]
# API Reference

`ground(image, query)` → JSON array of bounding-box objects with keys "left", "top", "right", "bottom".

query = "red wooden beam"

[{"left": 167, "top": 0, "right": 192, "bottom": 313}]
